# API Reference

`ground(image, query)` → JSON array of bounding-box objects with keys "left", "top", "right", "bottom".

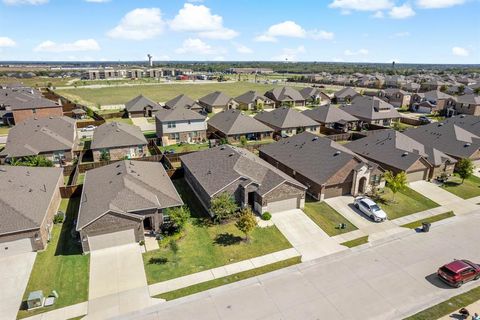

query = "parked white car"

[
  {"left": 81, "top": 125, "right": 96, "bottom": 132},
  {"left": 353, "top": 196, "right": 387, "bottom": 222}
]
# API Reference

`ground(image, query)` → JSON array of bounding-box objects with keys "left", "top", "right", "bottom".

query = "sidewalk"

[
  {"left": 148, "top": 248, "right": 299, "bottom": 296},
  {"left": 22, "top": 302, "right": 87, "bottom": 320}
]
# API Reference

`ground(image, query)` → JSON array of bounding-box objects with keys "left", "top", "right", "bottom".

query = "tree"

[
  {"left": 235, "top": 208, "right": 257, "bottom": 241},
  {"left": 456, "top": 158, "right": 474, "bottom": 184},
  {"left": 100, "top": 150, "right": 110, "bottom": 161},
  {"left": 169, "top": 240, "right": 179, "bottom": 265},
  {"left": 240, "top": 136, "right": 248, "bottom": 147},
  {"left": 11, "top": 156, "right": 54, "bottom": 167},
  {"left": 384, "top": 171, "right": 407, "bottom": 202},
  {"left": 167, "top": 206, "right": 190, "bottom": 232},
  {"left": 458, "top": 85, "right": 465, "bottom": 95},
  {"left": 211, "top": 192, "right": 238, "bottom": 223}
]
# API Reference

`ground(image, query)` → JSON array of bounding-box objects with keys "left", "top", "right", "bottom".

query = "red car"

[{"left": 437, "top": 259, "right": 480, "bottom": 287}]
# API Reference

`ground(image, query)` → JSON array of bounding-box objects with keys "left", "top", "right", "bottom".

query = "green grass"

[
  {"left": 341, "top": 236, "right": 369, "bottom": 248},
  {"left": 17, "top": 198, "right": 89, "bottom": 319},
  {"left": 160, "top": 142, "right": 210, "bottom": 153},
  {"left": 441, "top": 174, "right": 480, "bottom": 199},
  {"left": 303, "top": 200, "right": 357, "bottom": 236},
  {"left": 0, "top": 125, "right": 10, "bottom": 135},
  {"left": 156, "top": 256, "right": 301, "bottom": 301},
  {"left": 55, "top": 82, "right": 303, "bottom": 107},
  {"left": 404, "top": 286, "right": 480, "bottom": 320},
  {"left": 143, "top": 178, "right": 292, "bottom": 285},
  {"left": 76, "top": 173, "right": 85, "bottom": 185},
  {"left": 401, "top": 211, "right": 455, "bottom": 229},
  {"left": 143, "top": 131, "right": 157, "bottom": 139},
  {"left": 378, "top": 187, "right": 439, "bottom": 220},
  {"left": 105, "top": 117, "right": 133, "bottom": 125}
]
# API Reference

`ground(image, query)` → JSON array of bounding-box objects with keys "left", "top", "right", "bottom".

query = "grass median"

[{"left": 401, "top": 211, "right": 455, "bottom": 229}]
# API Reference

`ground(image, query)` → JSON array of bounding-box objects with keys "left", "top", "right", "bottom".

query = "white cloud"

[
  {"left": 417, "top": 0, "right": 465, "bottom": 8},
  {"left": 107, "top": 8, "right": 165, "bottom": 40},
  {"left": 372, "top": 11, "right": 385, "bottom": 18},
  {"left": 254, "top": 34, "right": 277, "bottom": 42},
  {"left": 2, "top": 0, "right": 47, "bottom": 5},
  {"left": 234, "top": 43, "right": 253, "bottom": 54},
  {"left": 199, "top": 28, "right": 238, "bottom": 40},
  {"left": 272, "top": 45, "right": 306, "bottom": 61},
  {"left": 0, "top": 37, "right": 16, "bottom": 47},
  {"left": 255, "top": 21, "right": 306, "bottom": 42},
  {"left": 310, "top": 30, "right": 335, "bottom": 40},
  {"left": 329, "top": 0, "right": 394, "bottom": 11},
  {"left": 389, "top": 4, "right": 416, "bottom": 19},
  {"left": 344, "top": 48, "right": 369, "bottom": 56},
  {"left": 392, "top": 31, "right": 410, "bottom": 37},
  {"left": 452, "top": 46, "right": 469, "bottom": 57},
  {"left": 34, "top": 39, "right": 100, "bottom": 52},
  {"left": 175, "top": 38, "right": 220, "bottom": 55}
]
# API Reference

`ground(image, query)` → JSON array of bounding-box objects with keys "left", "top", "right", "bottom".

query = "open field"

[
  {"left": 55, "top": 82, "right": 303, "bottom": 106},
  {"left": 0, "top": 77, "right": 75, "bottom": 88}
]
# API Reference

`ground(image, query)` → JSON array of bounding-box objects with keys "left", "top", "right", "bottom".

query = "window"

[
  {"left": 189, "top": 131, "right": 198, "bottom": 138},
  {"left": 167, "top": 122, "right": 176, "bottom": 128},
  {"left": 32, "top": 108, "right": 36, "bottom": 114},
  {"left": 169, "top": 133, "right": 180, "bottom": 140}
]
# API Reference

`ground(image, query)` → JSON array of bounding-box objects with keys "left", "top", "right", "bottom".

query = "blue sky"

[{"left": 0, "top": 0, "right": 479, "bottom": 63}]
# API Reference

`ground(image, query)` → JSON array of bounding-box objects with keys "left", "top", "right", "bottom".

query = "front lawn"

[
  {"left": 0, "top": 125, "right": 10, "bottom": 135},
  {"left": 400, "top": 211, "right": 455, "bottom": 229},
  {"left": 17, "top": 198, "right": 89, "bottom": 319},
  {"left": 378, "top": 187, "right": 439, "bottom": 220},
  {"left": 143, "top": 179, "right": 292, "bottom": 285},
  {"left": 441, "top": 174, "right": 480, "bottom": 199},
  {"left": 303, "top": 200, "right": 357, "bottom": 236},
  {"left": 341, "top": 236, "right": 369, "bottom": 248}
]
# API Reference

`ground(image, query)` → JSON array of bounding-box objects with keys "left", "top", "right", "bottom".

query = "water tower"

[{"left": 147, "top": 54, "right": 153, "bottom": 67}]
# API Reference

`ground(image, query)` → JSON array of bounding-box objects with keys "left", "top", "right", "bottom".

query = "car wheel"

[
  {"left": 475, "top": 274, "right": 480, "bottom": 281},
  {"left": 456, "top": 281, "right": 464, "bottom": 288},
  {"left": 354, "top": 203, "right": 359, "bottom": 209}
]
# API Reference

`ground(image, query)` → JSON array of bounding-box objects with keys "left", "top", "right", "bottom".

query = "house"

[
  {"left": 259, "top": 132, "right": 384, "bottom": 200},
  {"left": 125, "top": 95, "right": 162, "bottom": 118},
  {"left": 454, "top": 94, "right": 480, "bottom": 116},
  {"left": 155, "top": 106, "right": 207, "bottom": 146},
  {"left": 404, "top": 82, "right": 421, "bottom": 92},
  {"left": 76, "top": 160, "right": 183, "bottom": 252},
  {"left": 0, "top": 88, "right": 63, "bottom": 125},
  {"left": 333, "top": 87, "right": 359, "bottom": 104},
  {"left": 421, "top": 80, "right": 448, "bottom": 92},
  {"left": 404, "top": 119, "right": 480, "bottom": 166},
  {"left": 164, "top": 94, "right": 203, "bottom": 112},
  {"left": 181, "top": 145, "right": 306, "bottom": 214},
  {"left": 254, "top": 107, "right": 320, "bottom": 137},
  {"left": 207, "top": 109, "right": 273, "bottom": 143},
  {"left": 299, "top": 87, "right": 331, "bottom": 106},
  {"left": 198, "top": 91, "right": 238, "bottom": 113},
  {"left": 302, "top": 106, "right": 359, "bottom": 132},
  {"left": 410, "top": 90, "right": 456, "bottom": 114},
  {"left": 346, "top": 129, "right": 456, "bottom": 182},
  {"left": 264, "top": 87, "right": 306, "bottom": 108},
  {"left": 234, "top": 91, "right": 275, "bottom": 111},
  {"left": 340, "top": 96, "right": 401, "bottom": 126},
  {"left": 0, "top": 166, "right": 63, "bottom": 254},
  {"left": 91, "top": 122, "right": 148, "bottom": 162},
  {"left": 377, "top": 88, "right": 411, "bottom": 108},
  {"left": 0, "top": 116, "right": 77, "bottom": 165}
]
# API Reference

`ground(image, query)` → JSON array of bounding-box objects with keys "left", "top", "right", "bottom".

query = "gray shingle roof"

[
  {"left": 0, "top": 165, "right": 63, "bottom": 235},
  {"left": 235, "top": 91, "right": 272, "bottom": 105},
  {"left": 456, "top": 94, "right": 480, "bottom": 105},
  {"left": 180, "top": 145, "right": 305, "bottom": 197},
  {"left": 334, "top": 87, "right": 359, "bottom": 99},
  {"left": 254, "top": 107, "right": 319, "bottom": 129},
  {"left": 91, "top": 122, "right": 147, "bottom": 150},
  {"left": 0, "top": 89, "right": 59, "bottom": 110},
  {"left": 77, "top": 160, "right": 183, "bottom": 230},
  {"left": 0, "top": 116, "right": 76, "bottom": 158},
  {"left": 164, "top": 94, "right": 202, "bottom": 110},
  {"left": 265, "top": 87, "right": 304, "bottom": 102},
  {"left": 259, "top": 132, "right": 370, "bottom": 186},
  {"left": 299, "top": 87, "right": 330, "bottom": 101},
  {"left": 340, "top": 96, "right": 400, "bottom": 121},
  {"left": 302, "top": 106, "right": 358, "bottom": 124},
  {"left": 125, "top": 95, "right": 161, "bottom": 112},
  {"left": 155, "top": 106, "right": 206, "bottom": 122},
  {"left": 208, "top": 109, "right": 273, "bottom": 135},
  {"left": 443, "top": 114, "right": 480, "bottom": 136},
  {"left": 199, "top": 91, "right": 233, "bottom": 107},
  {"left": 418, "top": 90, "right": 455, "bottom": 102}
]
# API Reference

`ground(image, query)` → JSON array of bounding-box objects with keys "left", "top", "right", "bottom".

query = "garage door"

[
  {"left": 324, "top": 183, "right": 351, "bottom": 199},
  {"left": 407, "top": 170, "right": 427, "bottom": 182},
  {"left": 266, "top": 197, "right": 298, "bottom": 213},
  {"left": 88, "top": 229, "right": 136, "bottom": 251},
  {"left": 0, "top": 238, "right": 33, "bottom": 257}
]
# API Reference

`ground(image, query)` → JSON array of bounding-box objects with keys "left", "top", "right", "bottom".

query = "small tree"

[
  {"left": 211, "top": 192, "right": 238, "bottom": 223},
  {"left": 240, "top": 136, "right": 248, "bottom": 147},
  {"left": 167, "top": 206, "right": 190, "bottom": 232},
  {"left": 384, "top": 171, "right": 407, "bottom": 202},
  {"left": 456, "top": 158, "right": 474, "bottom": 184},
  {"left": 100, "top": 150, "right": 110, "bottom": 161},
  {"left": 235, "top": 208, "right": 258, "bottom": 241},
  {"left": 169, "top": 239, "right": 179, "bottom": 265},
  {"left": 11, "top": 156, "right": 54, "bottom": 167}
]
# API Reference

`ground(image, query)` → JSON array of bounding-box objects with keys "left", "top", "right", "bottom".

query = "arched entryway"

[{"left": 358, "top": 177, "right": 367, "bottom": 194}]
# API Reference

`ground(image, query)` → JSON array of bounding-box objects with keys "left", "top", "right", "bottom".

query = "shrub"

[
  {"left": 139, "top": 240, "right": 145, "bottom": 246},
  {"left": 261, "top": 212, "right": 272, "bottom": 221},
  {"left": 53, "top": 212, "right": 64, "bottom": 224}
]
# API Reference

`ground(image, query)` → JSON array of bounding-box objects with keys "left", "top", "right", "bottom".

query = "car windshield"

[{"left": 371, "top": 205, "right": 381, "bottom": 212}]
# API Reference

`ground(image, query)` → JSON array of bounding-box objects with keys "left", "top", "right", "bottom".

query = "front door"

[{"left": 129, "top": 147, "right": 136, "bottom": 158}]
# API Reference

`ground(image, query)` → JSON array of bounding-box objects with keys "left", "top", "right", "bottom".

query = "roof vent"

[
  {"left": 402, "top": 152, "right": 408, "bottom": 157},
  {"left": 220, "top": 146, "right": 225, "bottom": 150},
  {"left": 438, "top": 123, "right": 444, "bottom": 126},
  {"left": 229, "top": 153, "right": 234, "bottom": 157},
  {"left": 465, "top": 142, "right": 471, "bottom": 147},
  {"left": 312, "top": 137, "right": 319, "bottom": 141},
  {"left": 460, "top": 114, "right": 466, "bottom": 118},
  {"left": 334, "top": 151, "right": 341, "bottom": 156}
]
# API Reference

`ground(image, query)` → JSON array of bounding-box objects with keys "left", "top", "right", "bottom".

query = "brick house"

[
  {"left": 198, "top": 91, "right": 239, "bottom": 113},
  {"left": 0, "top": 166, "right": 63, "bottom": 255},
  {"left": 333, "top": 87, "right": 359, "bottom": 104},
  {"left": 155, "top": 106, "right": 207, "bottom": 146},
  {"left": 91, "top": 122, "right": 148, "bottom": 162},
  {"left": 125, "top": 95, "right": 162, "bottom": 118},
  {"left": 254, "top": 107, "right": 321, "bottom": 138},
  {"left": 302, "top": 106, "right": 359, "bottom": 133},
  {"left": 299, "top": 87, "right": 331, "bottom": 106},
  {"left": 234, "top": 91, "right": 275, "bottom": 111},
  {"left": 454, "top": 94, "right": 480, "bottom": 116},
  {"left": 164, "top": 94, "right": 204, "bottom": 112},
  {"left": 76, "top": 161, "right": 183, "bottom": 252},
  {"left": 377, "top": 88, "right": 411, "bottom": 108},
  {"left": 264, "top": 87, "right": 306, "bottom": 108},
  {"left": 410, "top": 90, "right": 457, "bottom": 114},
  {"left": 180, "top": 145, "right": 306, "bottom": 214},
  {"left": 340, "top": 96, "right": 401, "bottom": 126}
]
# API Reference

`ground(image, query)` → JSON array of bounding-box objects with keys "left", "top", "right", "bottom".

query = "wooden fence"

[
  {"left": 60, "top": 184, "right": 83, "bottom": 198},
  {"left": 400, "top": 116, "right": 422, "bottom": 126}
]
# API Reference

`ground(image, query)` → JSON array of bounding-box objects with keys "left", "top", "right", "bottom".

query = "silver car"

[{"left": 353, "top": 196, "right": 387, "bottom": 222}]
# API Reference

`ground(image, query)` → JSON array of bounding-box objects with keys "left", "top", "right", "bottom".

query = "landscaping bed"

[
  {"left": 17, "top": 198, "right": 89, "bottom": 319},
  {"left": 378, "top": 187, "right": 439, "bottom": 220},
  {"left": 303, "top": 200, "right": 357, "bottom": 236},
  {"left": 441, "top": 174, "right": 480, "bottom": 199}
]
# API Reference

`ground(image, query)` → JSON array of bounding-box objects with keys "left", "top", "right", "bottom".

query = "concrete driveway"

[
  {"left": 270, "top": 209, "right": 346, "bottom": 261},
  {"left": 122, "top": 213, "right": 480, "bottom": 320},
  {"left": 0, "top": 252, "right": 36, "bottom": 320},
  {"left": 85, "top": 243, "right": 161, "bottom": 320},
  {"left": 325, "top": 196, "right": 376, "bottom": 229}
]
